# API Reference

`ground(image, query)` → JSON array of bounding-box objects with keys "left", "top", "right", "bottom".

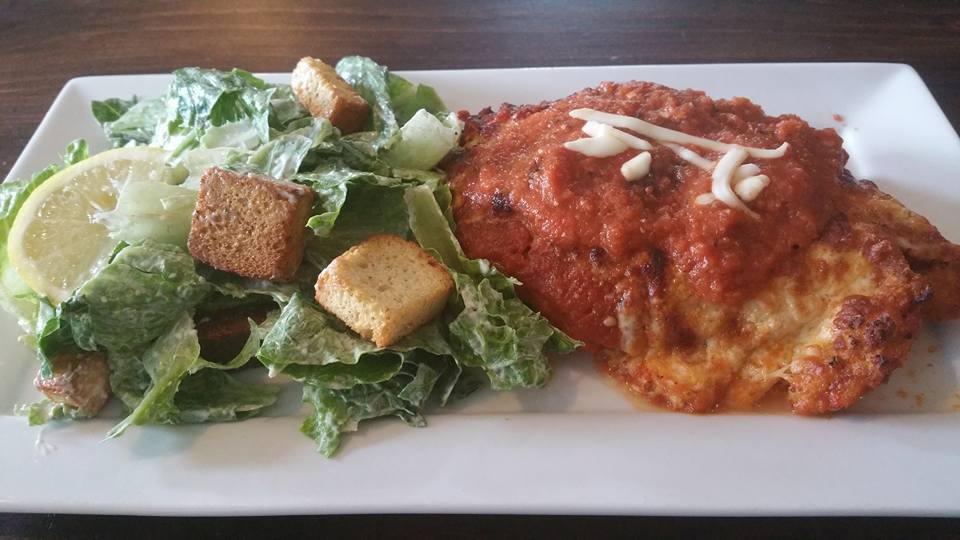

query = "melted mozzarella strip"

[
  {"left": 662, "top": 142, "right": 714, "bottom": 170},
  {"left": 711, "top": 148, "right": 757, "bottom": 217},
  {"left": 621, "top": 151, "right": 652, "bottom": 181},
  {"left": 563, "top": 108, "right": 786, "bottom": 212},
  {"left": 570, "top": 108, "right": 789, "bottom": 159},
  {"left": 734, "top": 175, "right": 771, "bottom": 201},
  {"left": 582, "top": 121, "right": 653, "bottom": 150},
  {"left": 563, "top": 134, "right": 628, "bottom": 157},
  {"left": 696, "top": 164, "right": 766, "bottom": 205}
]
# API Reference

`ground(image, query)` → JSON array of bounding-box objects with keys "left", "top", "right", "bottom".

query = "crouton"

[
  {"left": 34, "top": 351, "right": 110, "bottom": 416},
  {"left": 188, "top": 167, "right": 315, "bottom": 281},
  {"left": 291, "top": 57, "right": 370, "bottom": 134},
  {"left": 315, "top": 234, "right": 454, "bottom": 347},
  {"left": 196, "top": 303, "right": 273, "bottom": 364}
]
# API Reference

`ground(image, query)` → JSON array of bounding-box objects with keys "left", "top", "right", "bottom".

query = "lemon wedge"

[{"left": 8, "top": 147, "right": 181, "bottom": 303}]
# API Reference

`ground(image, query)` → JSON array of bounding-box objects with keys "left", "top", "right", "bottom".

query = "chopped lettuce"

[
  {"left": 296, "top": 166, "right": 413, "bottom": 266},
  {"left": 14, "top": 399, "right": 88, "bottom": 426},
  {"left": 258, "top": 294, "right": 453, "bottom": 384},
  {"left": 173, "top": 369, "right": 279, "bottom": 423},
  {"left": 61, "top": 241, "right": 210, "bottom": 353},
  {"left": 301, "top": 380, "right": 422, "bottom": 457},
  {"left": 91, "top": 97, "right": 165, "bottom": 147},
  {"left": 335, "top": 56, "right": 400, "bottom": 151},
  {"left": 98, "top": 181, "right": 197, "bottom": 247},
  {"left": 384, "top": 110, "right": 462, "bottom": 170},
  {"left": 386, "top": 73, "right": 448, "bottom": 126},
  {"left": 244, "top": 117, "right": 336, "bottom": 180},
  {"left": 199, "top": 118, "right": 263, "bottom": 150},
  {"left": 405, "top": 185, "right": 581, "bottom": 389},
  {"left": 335, "top": 56, "right": 454, "bottom": 163},
  {"left": 92, "top": 68, "right": 312, "bottom": 163},
  {"left": 108, "top": 313, "right": 278, "bottom": 436}
]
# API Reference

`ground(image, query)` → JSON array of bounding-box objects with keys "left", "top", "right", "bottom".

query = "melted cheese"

[
  {"left": 734, "top": 175, "right": 771, "bottom": 202},
  {"left": 563, "top": 108, "right": 781, "bottom": 210},
  {"left": 582, "top": 121, "right": 653, "bottom": 150},
  {"left": 663, "top": 142, "right": 714, "bottom": 170},
  {"left": 695, "top": 193, "right": 716, "bottom": 205},
  {"left": 563, "top": 134, "right": 627, "bottom": 157},
  {"left": 711, "top": 147, "right": 757, "bottom": 217},
  {"left": 570, "top": 108, "right": 789, "bottom": 159},
  {"left": 621, "top": 151, "right": 652, "bottom": 181}
]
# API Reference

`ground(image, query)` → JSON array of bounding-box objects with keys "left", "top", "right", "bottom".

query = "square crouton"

[
  {"left": 315, "top": 234, "right": 454, "bottom": 347},
  {"left": 291, "top": 57, "right": 369, "bottom": 135},
  {"left": 188, "top": 167, "right": 315, "bottom": 281}
]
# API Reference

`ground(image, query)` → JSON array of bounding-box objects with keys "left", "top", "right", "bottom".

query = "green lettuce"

[
  {"left": 14, "top": 399, "right": 88, "bottom": 426},
  {"left": 384, "top": 110, "right": 462, "bottom": 170},
  {"left": 301, "top": 380, "right": 422, "bottom": 457},
  {"left": 258, "top": 294, "right": 455, "bottom": 384},
  {"left": 98, "top": 181, "right": 197, "bottom": 247},
  {"left": 335, "top": 56, "right": 453, "bottom": 159},
  {"left": 93, "top": 68, "right": 312, "bottom": 161},
  {"left": 108, "top": 312, "right": 278, "bottom": 436},
  {"left": 405, "top": 185, "right": 581, "bottom": 389},
  {"left": 335, "top": 56, "right": 399, "bottom": 151},
  {"left": 243, "top": 117, "right": 336, "bottom": 180},
  {"left": 91, "top": 97, "right": 165, "bottom": 147},
  {"left": 295, "top": 166, "right": 414, "bottom": 266},
  {"left": 257, "top": 293, "right": 462, "bottom": 455},
  {"left": 386, "top": 73, "right": 447, "bottom": 126},
  {"left": 60, "top": 241, "right": 210, "bottom": 353}
]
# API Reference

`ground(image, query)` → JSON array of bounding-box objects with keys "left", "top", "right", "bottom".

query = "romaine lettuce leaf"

[
  {"left": 91, "top": 97, "right": 136, "bottom": 124},
  {"left": 92, "top": 97, "right": 165, "bottom": 147},
  {"left": 405, "top": 184, "right": 581, "bottom": 389},
  {"left": 158, "top": 68, "right": 273, "bottom": 151},
  {"left": 93, "top": 68, "right": 312, "bottom": 161},
  {"left": 107, "top": 312, "right": 201, "bottom": 435},
  {"left": 14, "top": 399, "right": 88, "bottom": 426},
  {"left": 334, "top": 56, "right": 452, "bottom": 157},
  {"left": 243, "top": 117, "right": 336, "bottom": 180},
  {"left": 98, "top": 181, "right": 197, "bottom": 247},
  {"left": 199, "top": 118, "right": 262, "bottom": 150},
  {"left": 384, "top": 110, "right": 462, "bottom": 170},
  {"left": 62, "top": 241, "right": 210, "bottom": 353},
  {"left": 301, "top": 380, "right": 423, "bottom": 457},
  {"left": 107, "top": 312, "right": 278, "bottom": 436},
  {"left": 258, "top": 294, "right": 454, "bottom": 381},
  {"left": 386, "top": 73, "right": 447, "bottom": 126},
  {"left": 259, "top": 293, "right": 463, "bottom": 455},
  {"left": 173, "top": 369, "right": 280, "bottom": 423},
  {"left": 198, "top": 265, "right": 304, "bottom": 306},
  {"left": 335, "top": 56, "right": 399, "bottom": 151},
  {"left": 295, "top": 166, "right": 413, "bottom": 266}
]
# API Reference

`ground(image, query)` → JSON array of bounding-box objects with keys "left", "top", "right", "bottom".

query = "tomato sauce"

[{"left": 446, "top": 82, "right": 846, "bottom": 351}]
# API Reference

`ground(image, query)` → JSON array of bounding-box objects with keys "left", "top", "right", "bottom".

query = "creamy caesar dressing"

[{"left": 563, "top": 108, "right": 789, "bottom": 213}]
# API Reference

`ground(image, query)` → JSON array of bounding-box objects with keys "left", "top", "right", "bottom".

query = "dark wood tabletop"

[{"left": 2, "top": 0, "right": 960, "bottom": 538}]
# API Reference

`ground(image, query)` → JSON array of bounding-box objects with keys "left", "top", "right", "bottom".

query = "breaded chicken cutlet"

[{"left": 444, "top": 81, "right": 960, "bottom": 414}]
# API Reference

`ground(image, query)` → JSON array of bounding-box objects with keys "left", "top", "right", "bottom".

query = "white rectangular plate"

[{"left": 2, "top": 63, "right": 960, "bottom": 516}]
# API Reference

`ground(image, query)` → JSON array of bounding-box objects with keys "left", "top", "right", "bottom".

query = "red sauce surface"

[{"left": 446, "top": 82, "right": 847, "bottom": 350}]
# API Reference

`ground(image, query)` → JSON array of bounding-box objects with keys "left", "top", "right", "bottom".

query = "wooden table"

[{"left": 1, "top": 0, "right": 959, "bottom": 537}]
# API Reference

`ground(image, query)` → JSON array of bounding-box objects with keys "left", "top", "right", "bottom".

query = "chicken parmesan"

[{"left": 444, "top": 81, "right": 960, "bottom": 414}]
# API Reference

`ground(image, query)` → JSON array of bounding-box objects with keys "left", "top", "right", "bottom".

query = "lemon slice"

[{"left": 8, "top": 147, "right": 180, "bottom": 303}]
